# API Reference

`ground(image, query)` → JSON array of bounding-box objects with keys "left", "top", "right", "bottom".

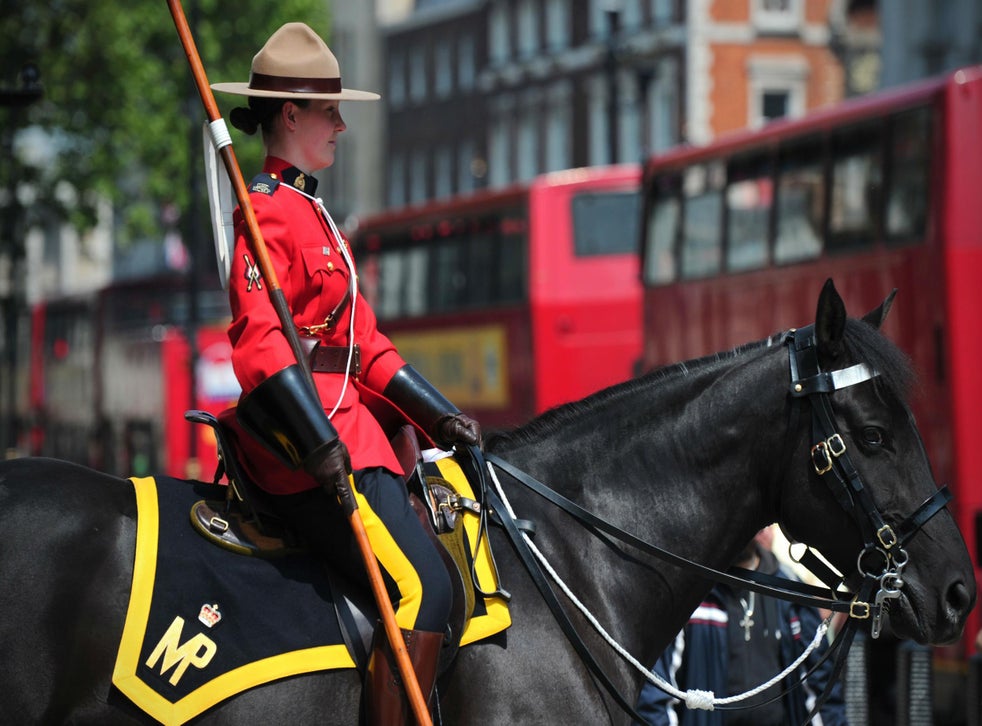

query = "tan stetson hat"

[{"left": 211, "top": 22, "right": 380, "bottom": 101}]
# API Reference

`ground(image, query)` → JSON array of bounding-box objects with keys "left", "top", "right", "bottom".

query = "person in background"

[
  {"left": 211, "top": 22, "right": 481, "bottom": 725},
  {"left": 635, "top": 527, "right": 848, "bottom": 725}
]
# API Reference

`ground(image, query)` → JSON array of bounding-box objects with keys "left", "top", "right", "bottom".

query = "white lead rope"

[{"left": 485, "top": 460, "right": 831, "bottom": 711}]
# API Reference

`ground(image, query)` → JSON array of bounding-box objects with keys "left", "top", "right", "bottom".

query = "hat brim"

[{"left": 211, "top": 81, "right": 380, "bottom": 101}]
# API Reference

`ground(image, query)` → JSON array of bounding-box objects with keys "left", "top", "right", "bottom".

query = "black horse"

[{"left": 0, "top": 281, "right": 974, "bottom": 724}]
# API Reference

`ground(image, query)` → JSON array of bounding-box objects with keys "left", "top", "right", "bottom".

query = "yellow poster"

[{"left": 390, "top": 325, "right": 508, "bottom": 409}]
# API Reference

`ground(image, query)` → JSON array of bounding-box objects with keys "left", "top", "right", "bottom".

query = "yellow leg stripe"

[{"left": 353, "top": 487, "right": 423, "bottom": 629}]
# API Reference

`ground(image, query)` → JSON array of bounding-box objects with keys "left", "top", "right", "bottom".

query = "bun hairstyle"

[{"left": 229, "top": 97, "right": 309, "bottom": 136}]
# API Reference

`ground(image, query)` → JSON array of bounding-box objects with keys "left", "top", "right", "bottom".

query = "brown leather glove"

[
  {"left": 434, "top": 413, "right": 482, "bottom": 448},
  {"left": 305, "top": 439, "right": 352, "bottom": 498}
]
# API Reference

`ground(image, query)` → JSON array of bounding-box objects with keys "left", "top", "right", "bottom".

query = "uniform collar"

[{"left": 263, "top": 157, "right": 318, "bottom": 196}]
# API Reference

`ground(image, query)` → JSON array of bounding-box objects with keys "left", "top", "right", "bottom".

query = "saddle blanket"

[{"left": 112, "top": 466, "right": 509, "bottom": 725}]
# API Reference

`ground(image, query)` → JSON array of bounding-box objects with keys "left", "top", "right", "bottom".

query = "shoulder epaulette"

[{"left": 248, "top": 173, "right": 280, "bottom": 196}]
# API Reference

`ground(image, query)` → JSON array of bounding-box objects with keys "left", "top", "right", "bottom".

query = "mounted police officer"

[{"left": 211, "top": 22, "right": 481, "bottom": 724}]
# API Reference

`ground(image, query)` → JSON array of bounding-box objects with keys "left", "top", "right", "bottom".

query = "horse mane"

[
  {"left": 487, "top": 319, "right": 915, "bottom": 451},
  {"left": 487, "top": 332, "right": 784, "bottom": 450}
]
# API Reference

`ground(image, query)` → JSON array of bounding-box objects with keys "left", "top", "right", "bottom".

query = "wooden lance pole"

[{"left": 164, "top": 4, "right": 433, "bottom": 724}]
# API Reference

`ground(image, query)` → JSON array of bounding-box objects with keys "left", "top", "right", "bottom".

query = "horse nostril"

[{"left": 946, "top": 581, "right": 975, "bottom": 616}]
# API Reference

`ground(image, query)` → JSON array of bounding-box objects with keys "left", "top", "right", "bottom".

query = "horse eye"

[{"left": 862, "top": 427, "right": 885, "bottom": 447}]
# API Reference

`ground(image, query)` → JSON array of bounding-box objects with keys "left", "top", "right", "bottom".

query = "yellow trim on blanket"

[
  {"left": 112, "top": 477, "right": 354, "bottom": 726},
  {"left": 433, "top": 458, "right": 512, "bottom": 645}
]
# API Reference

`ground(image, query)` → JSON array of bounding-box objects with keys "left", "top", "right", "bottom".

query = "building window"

[
  {"left": 388, "top": 49, "right": 406, "bottom": 108},
  {"left": 761, "top": 90, "right": 789, "bottom": 120},
  {"left": 458, "top": 35, "right": 475, "bottom": 90},
  {"left": 410, "top": 149, "right": 428, "bottom": 204},
  {"left": 752, "top": 0, "right": 801, "bottom": 34},
  {"left": 434, "top": 146, "right": 453, "bottom": 199},
  {"left": 747, "top": 54, "right": 808, "bottom": 128},
  {"left": 618, "top": 67, "right": 641, "bottom": 163},
  {"left": 545, "top": 0, "right": 569, "bottom": 50},
  {"left": 621, "top": 0, "right": 641, "bottom": 29},
  {"left": 651, "top": 0, "right": 677, "bottom": 25},
  {"left": 517, "top": 0, "right": 539, "bottom": 57},
  {"left": 517, "top": 103, "right": 538, "bottom": 181},
  {"left": 590, "top": 0, "right": 614, "bottom": 38},
  {"left": 458, "top": 139, "right": 476, "bottom": 194},
  {"left": 435, "top": 43, "right": 452, "bottom": 98},
  {"left": 647, "top": 55, "right": 680, "bottom": 153},
  {"left": 545, "top": 81, "right": 571, "bottom": 172},
  {"left": 388, "top": 152, "right": 406, "bottom": 208},
  {"left": 588, "top": 74, "right": 609, "bottom": 166},
  {"left": 489, "top": 3, "right": 509, "bottom": 64},
  {"left": 489, "top": 96, "right": 514, "bottom": 187},
  {"left": 409, "top": 46, "right": 427, "bottom": 104}
]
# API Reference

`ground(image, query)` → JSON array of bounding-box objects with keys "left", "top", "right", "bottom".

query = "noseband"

[{"left": 786, "top": 325, "right": 952, "bottom": 637}]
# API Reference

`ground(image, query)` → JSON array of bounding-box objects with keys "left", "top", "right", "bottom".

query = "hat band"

[{"left": 249, "top": 72, "right": 342, "bottom": 94}]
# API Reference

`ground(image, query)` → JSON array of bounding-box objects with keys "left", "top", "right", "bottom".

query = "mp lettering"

[{"left": 145, "top": 616, "right": 217, "bottom": 686}]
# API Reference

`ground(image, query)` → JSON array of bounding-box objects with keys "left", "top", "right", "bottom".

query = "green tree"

[{"left": 0, "top": 0, "right": 329, "bottom": 245}]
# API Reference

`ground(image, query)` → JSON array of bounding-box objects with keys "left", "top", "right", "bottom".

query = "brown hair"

[{"left": 229, "top": 97, "right": 310, "bottom": 136}]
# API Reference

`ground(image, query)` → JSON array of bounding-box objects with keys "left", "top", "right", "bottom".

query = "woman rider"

[{"left": 211, "top": 22, "right": 481, "bottom": 724}]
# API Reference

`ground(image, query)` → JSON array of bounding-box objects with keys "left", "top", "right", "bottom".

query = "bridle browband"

[{"left": 470, "top": 325, "right": 954, "bottom": 723}]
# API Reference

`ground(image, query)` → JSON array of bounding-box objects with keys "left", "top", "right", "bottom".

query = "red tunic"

[{"left": 227, "top": 157, "right": 405, "bottom": 493}]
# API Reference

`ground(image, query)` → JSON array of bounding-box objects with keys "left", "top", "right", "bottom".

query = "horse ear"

[
  {"left": 861, "top": 288, "right": 897, "bottom": 330},
  {"left": 815, "top": 278, "right": 846, "bottom": 362}
]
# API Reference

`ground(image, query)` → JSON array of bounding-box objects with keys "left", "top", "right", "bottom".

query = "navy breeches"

[{"left": 271, "top": 467, "right": 452, "bottom": 633}]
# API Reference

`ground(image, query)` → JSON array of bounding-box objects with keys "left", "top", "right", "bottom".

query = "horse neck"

[{"left": 491, "top": 340, "right": 792, "bottom": 569}]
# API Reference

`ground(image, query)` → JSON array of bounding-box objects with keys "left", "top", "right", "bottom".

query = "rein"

[{"left": 473, "top": 326, "right": 954, "bottom": 723}]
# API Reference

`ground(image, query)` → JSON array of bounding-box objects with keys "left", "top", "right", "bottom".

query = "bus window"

[
  {"left": 886, "top": 107, "right": 932, "bottom": 243},
  {"left": 775, "top": 140, "right": 824, "bottom": 265},
  {"left": 643, "top": 173, "right": 681, "bottom": 285},
  {"left": 726, "top": 156, "right": 773, "bottom": 272},
  {"left": 377, "top": 248, "right": 406, "bottom": 320},
  {"left": 430, "top": 239, "right": 465, "bottom": 312},
  {"left": 468, "top": 225, "right": 496, "bottom": 307},
  {"left": 681, "top": 163, "right": 724, "bottom": 278},
  {"left": 496, "top": 216, "right": 527, "bottom": 304},
  {"left": 405, "top": 247, "right": 428, "bottom": 316},
  {"left": 571, "top": 190, "right": 641, "bottom": 256},
  {"left": 829, "top": 123, "right": 883, "bottom": 252}
]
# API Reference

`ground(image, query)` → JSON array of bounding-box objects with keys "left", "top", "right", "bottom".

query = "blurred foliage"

[{"left": 0, "top": 0, "right": 329, "bottom": 245}]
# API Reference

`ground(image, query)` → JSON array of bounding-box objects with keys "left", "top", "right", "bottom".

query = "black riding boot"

[{"left": 365, "top": 626, "right": 443, "bottom": 726}]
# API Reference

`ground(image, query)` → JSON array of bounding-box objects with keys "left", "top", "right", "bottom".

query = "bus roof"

[
  {"left": 351, "top": 164, "right": 640, "bottom": 235},
  {"left": 643, "top": 65, "right": 982, "bottom": 177}
]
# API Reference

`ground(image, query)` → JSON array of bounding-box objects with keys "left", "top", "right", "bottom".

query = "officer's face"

[{"left": 289, "top": 100, "right": 347, "bottom": 171}]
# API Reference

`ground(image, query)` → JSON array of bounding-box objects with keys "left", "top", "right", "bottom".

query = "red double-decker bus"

[
  {"left": 639, "top": 66, "right": 982, "bottom": 665},
  {"left": 25, "top": 274, "right": 238, "bottom": 480},
  {"left": 351, "top": 164, "right": 642, "bottom": 430}
]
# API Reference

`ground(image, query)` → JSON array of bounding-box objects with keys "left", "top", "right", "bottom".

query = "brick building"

[{"left": 328, "top": 0, "right": 856, "bottom": 217}]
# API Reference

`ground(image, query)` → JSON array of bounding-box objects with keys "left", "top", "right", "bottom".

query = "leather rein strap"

[{"left": 474, "top": 326, "right": 954, "bottom": 723}]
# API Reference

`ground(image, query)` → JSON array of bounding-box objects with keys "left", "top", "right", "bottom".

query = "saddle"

[{"left": 184, "top": 408, "right": 501, "bottom": 669}]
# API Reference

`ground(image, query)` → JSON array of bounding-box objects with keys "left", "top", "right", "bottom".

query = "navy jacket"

[{"left": 634, "top": 549, "right": 848, "bottom": 726}]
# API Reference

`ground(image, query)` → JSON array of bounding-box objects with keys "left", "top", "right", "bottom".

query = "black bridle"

[
  {"left": 786, "top": 324, "right": 952, "bottom": 637},
  {"left": 469, "top": 325, "right": 954, "bottom": 723}
]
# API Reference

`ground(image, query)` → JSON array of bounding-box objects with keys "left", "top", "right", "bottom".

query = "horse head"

[{"left": 777, "top": 279, "right": 975, "bottom": 645}]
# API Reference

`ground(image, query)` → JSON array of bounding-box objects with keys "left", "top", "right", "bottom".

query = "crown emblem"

[{"left": 198, "top": 603, "right": 223, "bottom": 628}]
